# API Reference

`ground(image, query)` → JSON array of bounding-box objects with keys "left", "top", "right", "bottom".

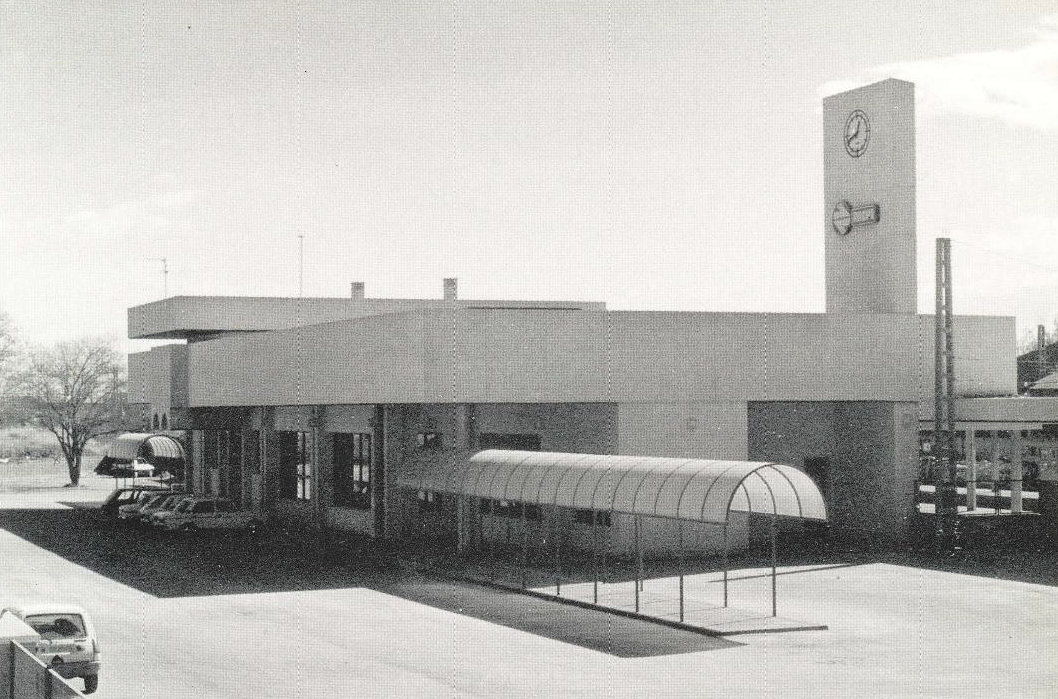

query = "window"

[
  {"left": 417, "top": 490, "right": 443, "bottom": 512},
  {"left": 416, "top": 432, "right": 442, "bottom": 450},
  {"left": 480, "top": 499, "right": 541, "bottom": 521},
  {"left": 160, "top": 414, "right": 168, "bottom": 430},
  {"left": 202, "top": 430, "right": 243, "bottom": 498},
  {"left": 24, "top": 615, "right": 86, "bottom": 640},
  {"left": 573, "top": 509, "right": 611, "bottom": 527},
  {"left": 296, "top": 432, "right": 312, "bottom": 500},
  {"left": 279, "top": 431, "right": 313, "bottom": 500},
  {"left": 334, "top": 433, "right": 372, "bottom": 509}
]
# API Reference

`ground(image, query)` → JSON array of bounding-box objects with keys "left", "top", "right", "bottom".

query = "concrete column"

[
  {"left": 261, "top": 407, "right": 280, "bottom": 518},
  {"left": 312, "top": 406, "right": 332, "bottom": 532},
  {"left": 1012, "top": 431, "right": 1024, "bottom": 514},
  {"left": 990, "top": 431, "right": 1000, "bottom": 514},
  {"left": 453, "top": 404, "right": 474, "bottom": 551},
  {"left": 967, "top": 430, "right": 977, "bottom": 511},
  {"left": 456, "top": 496, "right": 467, "bottom": 553},
  {"left": 378, "top": 405, "right": 396, "bottom": 539},
  {"left": 191, "top": 430, "right": 204, "bottom": 496}
]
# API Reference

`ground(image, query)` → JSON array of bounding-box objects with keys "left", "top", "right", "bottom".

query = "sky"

[{"left": 2, "top": 1, "right": 1058, "bottom": 354}]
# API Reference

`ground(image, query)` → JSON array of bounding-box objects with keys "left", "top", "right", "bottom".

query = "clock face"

[
  {"left": 831, "top": 200, "right": 853, "bottom": 235},
  {"left": 844, "top": 109, "right": 870, "bottom": 157}
]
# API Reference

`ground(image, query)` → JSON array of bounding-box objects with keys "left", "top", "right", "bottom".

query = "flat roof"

[{"left": 129, "top": 295, "right": 606, "bottom": 340}]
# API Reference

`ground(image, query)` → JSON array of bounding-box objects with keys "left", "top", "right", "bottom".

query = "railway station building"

[{"left": 126, "top": 79, "right": 1036, "bottom": 555}]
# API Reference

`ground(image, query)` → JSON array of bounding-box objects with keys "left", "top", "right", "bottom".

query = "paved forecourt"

[{"left": 2, "top": 465, "right": 1058, "bottom": 698}]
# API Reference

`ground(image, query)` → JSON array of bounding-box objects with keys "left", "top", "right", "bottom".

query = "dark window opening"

[
  {"left": 480, "top": 499, "right": 541, "bottom": 521},
  {"left": 334, "top": 433, "right": 372, "bottom": 509},
  {"left": 417, "top": 490, "right": 444, "bottom": 512},
  {"left": 279, "top": 431, "right": 312, "bottom": 500},
  {"left": 416, "top": 432, "right": 442, "bottom": 450},
  {"left": 478, "top": 433, "right": 542, "bottom": 451},
  {"left": 574, "top": 509, "right": 612, "bottom": 527}
]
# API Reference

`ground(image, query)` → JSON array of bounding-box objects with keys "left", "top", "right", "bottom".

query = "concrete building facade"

[{"left": 126, "top": 79, "right": 1021, "bottom": 553}]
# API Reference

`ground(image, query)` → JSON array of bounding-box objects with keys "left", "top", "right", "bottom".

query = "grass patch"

[{"left": 0, "top": 426, "right": 111, "bottom": 462}]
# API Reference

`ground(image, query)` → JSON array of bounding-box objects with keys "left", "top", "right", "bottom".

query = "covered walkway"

[
  {"left": 103, "top": 432, "right": 187, "bottom": 477},
  {"left": 398, "top": 450, "right": 828, "bottom": 624}
]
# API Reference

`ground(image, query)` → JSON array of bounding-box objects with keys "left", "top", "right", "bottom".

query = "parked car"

[
  {"left": 136, "top": 491, "right": 189, "bottom": 524},
  {"left": 955, "top": 460, "right": 1015, "bottom": 488},
  {"left": 98, "top": 484, "right": 171, "bottom": 519},
  {"left": 112, "top": 458, "right": 156, "bottom": 478},
  {"left": 116, "top": 492, "right": 169, "bottom": 524},
  {"left": 0, "top": 603, "right": 101, "bottom": 694},
  {"left": 151, "top": 497, "right": 261, "bottom": 533}
]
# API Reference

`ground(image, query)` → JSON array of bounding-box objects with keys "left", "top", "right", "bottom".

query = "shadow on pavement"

[{"left": 0, "top": 506, "right": 738, "bottom": 657}]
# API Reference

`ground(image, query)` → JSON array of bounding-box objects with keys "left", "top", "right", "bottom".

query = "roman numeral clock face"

[{"left": 844, "top": 109, "right": 870, "bottom": 157}]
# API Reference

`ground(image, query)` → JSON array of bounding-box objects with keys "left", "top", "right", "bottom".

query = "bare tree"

[
  {"left": 0, "top": 312, "right": 17, "bottom": 402},
  {"left": 18, "top": 339, "right": 127, "bottom": 485}
]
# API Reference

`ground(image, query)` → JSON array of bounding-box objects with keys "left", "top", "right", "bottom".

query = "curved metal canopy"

[
  {"left": 107, "top": 432, "right": 186, "bottom": 464},
  {"left": 399, "top": 449, "right": 827, "bottom": 524}
]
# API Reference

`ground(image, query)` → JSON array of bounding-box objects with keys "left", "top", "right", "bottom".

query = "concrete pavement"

[{"left": 3, "top": 462, "right": 1058, "bottom": 697}]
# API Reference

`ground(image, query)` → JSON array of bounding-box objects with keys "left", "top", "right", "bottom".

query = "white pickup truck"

[{"left": 0, "top": 603, "right": 101, "bottom": 694}]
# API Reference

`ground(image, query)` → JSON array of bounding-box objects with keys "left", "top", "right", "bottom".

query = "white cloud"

[{"left": 822, "top": 15, "right": 1058, "bottom": 130}]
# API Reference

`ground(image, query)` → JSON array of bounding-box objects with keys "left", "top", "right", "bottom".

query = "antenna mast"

[
  {"left": 298, "top": 236, "right": 304, "bottom": 297},
  {"left": 149, "top": 257, "right": 169, "bottom": 298},
  {"left": 933, "top": 238, "right": 957, "bottom": 550}
]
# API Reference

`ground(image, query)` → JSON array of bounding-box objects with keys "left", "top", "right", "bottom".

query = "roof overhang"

[{"left": 918, "top": 396, "right": 1058, "bottom": 427}]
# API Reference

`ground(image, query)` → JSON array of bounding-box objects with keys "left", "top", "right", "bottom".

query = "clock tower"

[{"left": 824, "top": 78, "right": 916, "bottom": 314}]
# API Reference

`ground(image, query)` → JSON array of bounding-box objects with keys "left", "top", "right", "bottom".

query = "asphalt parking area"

[{"left": 4, "top": 470, "right": 1058, "bottom": 698}]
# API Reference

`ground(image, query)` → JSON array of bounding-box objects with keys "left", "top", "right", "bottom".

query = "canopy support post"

[
  {"left": 456, "top": 495, "right": 465, "bottom": 554},
  {"left": 475, "top": 497, "right": 482, "bottom": 551},
  {"left": 602, "top": 512, "right": 610, "bottom": 586},
  {"left": 991, "top": 431, "right": 1000, "bottom": 515},
  {"left": 677, "top": 520, "right": 684, "bottom": 623},
  {"left": 967, "top": 429, "right": 977, "bottom": 511},
  {"left": 771, "top": 512, "right": 778, "bottom": 617},
  {"left": 592, "top": 513, "right": 599, "bottom": 604},
  {"left": 487, "top": 500, "right": 496, "bottom": 582},
  {"left": 521, "top": 504, "right": 529, "bottom": 589},
  {"left": 634, "top": 516, "right": 640, "bottom": 613},
  {"left": 722, "top": 522, "right": 729, "bottom": 608},
  {"left": 552, "top": 511, "right": 561, "bottom": 596},
  {"left": 637, "top": 516, "right": 645, "bottom": 592}
]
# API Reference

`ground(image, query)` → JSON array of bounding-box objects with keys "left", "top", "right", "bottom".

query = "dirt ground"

[{"left": 2, "top": 460, "right": 1058, "bottom": 698}]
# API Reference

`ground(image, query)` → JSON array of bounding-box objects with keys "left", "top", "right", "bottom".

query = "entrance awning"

[
  {"left": 107, "top": 432, "right": 186, "bottom": 464},
  {"left": 399, "top": 450, "right": 827, "bottom": 524}
]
